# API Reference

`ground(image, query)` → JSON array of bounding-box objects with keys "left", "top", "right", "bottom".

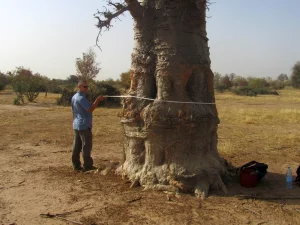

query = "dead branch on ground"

[
  {"left": 127, "top": 196, "right": 143, "bottom": 203},
  {"left": 237, "top": 195, "right": 300, "bottom": 200},
  {"left": 40, "top": 205, "right": 92, "bottom": 224}
]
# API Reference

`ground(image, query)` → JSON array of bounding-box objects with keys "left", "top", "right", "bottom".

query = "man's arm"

[{"left": 88, "top": 96, "right": 106, "bottom": 112}]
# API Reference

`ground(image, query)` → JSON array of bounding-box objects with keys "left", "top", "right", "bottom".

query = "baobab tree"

[{"left": 95, "top": 0, "right": 233, "bottom": 198}]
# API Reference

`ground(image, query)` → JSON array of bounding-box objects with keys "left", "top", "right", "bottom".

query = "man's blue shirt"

[{"left": 71, "top": 91, "right": 92, "bottom": 130}]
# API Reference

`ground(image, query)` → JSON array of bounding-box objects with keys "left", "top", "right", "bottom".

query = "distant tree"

[
  {"left": 229, "top": 73, "right": 236, "bottom": 83},
  {"left": 221, "top": 75, "right": 233, "bottom": 89},
  {"left": 271, "top": 80, "right": 285, "bottom": 90},
  {"left": 47, "top": 78, "right": 72, "bottom": 93},
  {"left": 232, "top": 76, "right": 248, "bottom": 87},
  {"left": 283, "top": 79, "right": 291, "bottom": 87},
  {"left": 94, "top": 81, "right": 121, "bottom": 106},
  {"left": 214, "top": 73, "right": 234, "bottom": 92},
  {"left": 14, "top": 67, "right": 33, "bottom": 77},
  {"left": 56, "top": 88, "right": 76, "bottom": 106},
  {"left": 39, "top": 76, "right": 51, "bottom": 96},
  {"left": 120, "top": 70, "right": 131, "bottom": 90},
  {"left": 213, "top": 72, "right": 222, "bottom": 87},
  {"left": 248, "top": 77, "right": 268, "bottom": 89},
  {"left": 75, "top": 48, "right": 100, "bottom": 81},
  {"left": 102, "top": 78, "right": 117, "bottom": 87},
  {"left": 67, "top": 75, "right": 79, "bottom": 85},
  {"left": 277, "top": 73, "right": 288, "bottom": 82},
  {"left": 291, "top": 61, "right": 300, "bottom": 88},
  {"left": 215, "top": 84, "right": 227, "bottom": 93},
  {"left": 11, "top": 67, "right": 43, "bottom": 103},
  {"left": 265, "top": 76, "right": 273, "bottom": 84},
  {"left": 0, "top": 71, "right": 8, "bottom": 90},
  {"left": 56, "top": 79, "right": 121, "bottom": 107},
  {"left": 6, "top": 71, "right": 14, "bottom": 85}
]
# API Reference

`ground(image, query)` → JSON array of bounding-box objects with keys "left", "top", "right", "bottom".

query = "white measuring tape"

[{"left": 104, "top": 95, "right": 215, "bottom": 105}]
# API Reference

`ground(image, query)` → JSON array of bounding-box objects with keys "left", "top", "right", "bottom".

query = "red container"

[{"left": 240, "top": 168, "right": 258, "bottom": 188}]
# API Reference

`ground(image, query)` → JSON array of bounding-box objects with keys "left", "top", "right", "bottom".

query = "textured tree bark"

[{"left": 118, "top": 0, "right": 233, "bottom": 198}]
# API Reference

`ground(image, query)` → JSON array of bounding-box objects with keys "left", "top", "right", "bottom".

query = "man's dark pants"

[{"left": 72, "top": 129, "right": 93, "bottom": 169}]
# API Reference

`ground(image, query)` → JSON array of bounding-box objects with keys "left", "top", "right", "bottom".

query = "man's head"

[{"left": 77, "top": 80, "right": 89, "bottom": 94}]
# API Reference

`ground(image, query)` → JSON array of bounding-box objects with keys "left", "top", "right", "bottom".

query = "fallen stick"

[
  {"left": 257, "top": 222, "right": 267, "bottom": 225},
  {"left": 243, "top": 206, "right": 261, "bottom": 215},
  {"left": 242, "top": 206, "right": 261, "bottom": 215},
  {"left": 295, "top": 209, "right": 300, "bottom": 213},
  {"left": 40, "top": 213, "right": 83, "bottom": 225},
  {"left": 53, "top": 205, "right": 91, "bottom": 217},
  {"left": 51, "top": 150, "right": 69, "bottom": 153},
  {"left": 127, "top": 196, "right": 143, "bottom": 203},
  {"left": 40, "top": 205, "right": 91, "bottom": 224},
  {"left": 237, "top": 195, "right": 300, "bottom": 200}
]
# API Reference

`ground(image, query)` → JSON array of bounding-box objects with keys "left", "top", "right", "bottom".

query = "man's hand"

[
  {"left": 88, "top": 96, "right": 107, "bottom": 112},
  {"left": 96, "top": 96, "right": 106, "bottom": 102}
]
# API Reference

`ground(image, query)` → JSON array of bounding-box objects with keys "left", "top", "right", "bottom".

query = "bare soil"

[{"left": 1, "top": 91, "right": 300, "bottom": 225}]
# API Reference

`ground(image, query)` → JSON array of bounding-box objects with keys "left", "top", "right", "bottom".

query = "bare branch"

[
  {"left": 206, "top": 1, "right": 215, "bottom": 11},
  {"left": 94, "top": 4, "right": 128, "bottom": 30},
  {"left": 94, "top": 1, "right": 129, "bottom": 49},
  {"left": 108, "top": 1, "right": 125, "bottom": 10}
]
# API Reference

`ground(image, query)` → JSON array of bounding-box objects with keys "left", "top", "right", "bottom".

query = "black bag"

[
  {"left": 237, "top": 161, "right": 268, "bottom": 181},
  {"left": 295, "top": 165, "right": 300, "bottom": 187}
]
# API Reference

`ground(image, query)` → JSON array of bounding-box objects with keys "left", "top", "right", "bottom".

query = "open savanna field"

[{"left": 0, "top": 88, "right": 300, "bottom": 225}]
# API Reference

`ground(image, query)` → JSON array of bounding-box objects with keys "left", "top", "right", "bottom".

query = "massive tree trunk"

[{"left": 114, "top": 0, "right": 233, "bottom": 198}]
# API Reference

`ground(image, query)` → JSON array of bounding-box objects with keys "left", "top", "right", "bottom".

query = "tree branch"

[
  {"left": 125, "top": 0, "right": 143, "bottom": 18},
  {"left": 94, "top": 1, "right": 129, "bottom": 49},
  {"left": 206, "top": 1, "right": 215, "bottom": 11}
]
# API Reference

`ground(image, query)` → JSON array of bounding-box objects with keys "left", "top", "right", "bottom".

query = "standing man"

[{"left": 71, "top": 80, "right": 105, "bottom": 171}]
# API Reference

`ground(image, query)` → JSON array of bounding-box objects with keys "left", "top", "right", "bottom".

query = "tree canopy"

[
  {"left": 291, "top": 61, "right": 300, "bottom": 88},
  {"left": 75, "top": 48, "right": 100, "bottom": 81}
]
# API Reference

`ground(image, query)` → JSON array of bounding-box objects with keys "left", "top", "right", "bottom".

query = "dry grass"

[
  {"left": 1, "top": 88, "right": 300, "bottom": 224},
  {"left": 216, "top": 89, "right": 300, "bottom": 166},
  {"left": 1, "top": 88, "right": 300, "bottom": 163}
]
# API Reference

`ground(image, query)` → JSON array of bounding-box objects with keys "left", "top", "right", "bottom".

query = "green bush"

[
  {"left": 254, "top": 87, "right": 279, "bottom": 95},
  {"left": 11, "top": 74, "right": 43, "bottom": 102},
  {"left": 215, "top": 84, "right": 227, "bottom": 93},
  {"left": 291, "top": 61, "right": 300, "bottom": 88},
  {"left": 56, "top": 82, "right": 122, "bottom": 107},
  {"left": 232, "top": 86, "right": 279, "bottom": 96},
  {"left": 232, "top": 86, "right": 257, "bottom": 96},
  {"left": 13, "top": 97, "right": 21, "bottom": 105},
  {"left": 87, "top": 82, "right": 121, "bottom": 106},
  {"left": 56, "top": 88, "right": 75, "bottom": 106},
  {"left": 0, "top": 82, "right": 4, "bottom": 91}
]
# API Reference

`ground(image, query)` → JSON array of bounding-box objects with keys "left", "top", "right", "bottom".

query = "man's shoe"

[
  {"left": 73, "top": 166, "right": 83, "bottom": 171},
  {"left": 83, "top": 166, "right": 97, "bottom": 172}
]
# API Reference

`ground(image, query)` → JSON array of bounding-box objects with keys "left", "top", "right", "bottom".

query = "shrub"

[
  {"left": 0, "top": 82, "right": 4, "bottom": 91},
  {"left": 271, "top": 80, "right": 285, "bottom": 90},
  {"left": 254, "top": 87, "right": 279, "bottom": 95},
  {"left": 13, "top": 97, "right": 21, "bottom": 105},
  {"left": 11, "top": 67, "right": 43, "bottom": 102},
  {"left": 56, "top": 81, "right": 121, "bottom": 107},
  {"left": 291, "top": 61, "right": 300, "bottom": 88},
  {"left": 87, "top": 82, "right": 121, "bottom": 106},
  {"left": 232, "top": 86, "right": 279, "bottom": 96},
  {"left": 215, "top": 84, "right": 227, "bottom": 93},
  {"left": 56, "top": 88, "right": 75, "bottom": 106},
  {"left": 232, "top": 86, "right": 257, "bottom": 96}
]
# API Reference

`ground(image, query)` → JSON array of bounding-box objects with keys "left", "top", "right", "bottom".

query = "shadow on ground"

[{"left": 211, "top": 172, "right": 300, "bottom": 204}]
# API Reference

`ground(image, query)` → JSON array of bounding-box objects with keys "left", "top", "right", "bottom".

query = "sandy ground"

[{"left": 1, "top": 92, "right": 300, "bottom": 225}]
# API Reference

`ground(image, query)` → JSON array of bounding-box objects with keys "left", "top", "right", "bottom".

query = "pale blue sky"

[{"left": 0, "top": 0, "right": 299, "bottom": 80}]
